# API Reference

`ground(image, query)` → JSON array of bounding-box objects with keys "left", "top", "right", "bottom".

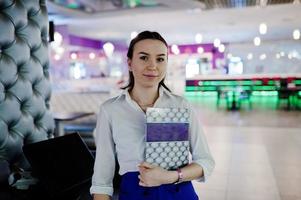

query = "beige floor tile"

[
  {"left": 190, "top": 97, "right": 301, "bottom": 200},
  {"left": 226, "top": 191, "right": 281, "bottom": 200},
  {"left": 193, "top": 173, "right": 228, "bottom": 191},
  {"left": 273, "top": 164, "right": 301, "bottom": 179},
  {"left": 198, "top": 189, "right": 226, "bottom": 200},
  {"left": 276, "top": 178, "right": 301, "bottom": 197},
  {"left": 280, "top": 195, "right": 301, "bottom": 200},
  {"left": 228, "top": 162, "right": 274, "bottom": 178},
  {"left": 227, "top": 174, "right": 279, "bottom": 194}
]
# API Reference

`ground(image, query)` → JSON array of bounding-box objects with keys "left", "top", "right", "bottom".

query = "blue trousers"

[{"left": 119, "top": 172, "right": 199, "bottom": 200}]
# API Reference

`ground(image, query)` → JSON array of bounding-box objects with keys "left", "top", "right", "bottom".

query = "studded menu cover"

[{"left": 145, "top": 108, "right": 190, "bottom": 170}]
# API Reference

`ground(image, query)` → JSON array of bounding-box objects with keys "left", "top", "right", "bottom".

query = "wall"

[{"left": 228, "top": 39, "right": 301, "bottom": 74}]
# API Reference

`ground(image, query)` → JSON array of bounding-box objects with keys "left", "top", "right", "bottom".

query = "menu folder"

[{"left": 145, "top": 108, "right": 190, "bottom": 170}]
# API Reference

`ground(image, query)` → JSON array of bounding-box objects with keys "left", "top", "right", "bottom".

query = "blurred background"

[{"left": 47, "top": 1, "right": 301, "bottom": 200}]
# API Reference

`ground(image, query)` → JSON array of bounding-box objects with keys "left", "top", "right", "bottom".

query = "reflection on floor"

[{"left": 188, "top": 95, "right": 301, "bottom": 200}]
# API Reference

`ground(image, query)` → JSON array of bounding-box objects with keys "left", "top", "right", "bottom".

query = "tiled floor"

[{"left": 189, "top": 96, "right": 301, "bottom": 200}]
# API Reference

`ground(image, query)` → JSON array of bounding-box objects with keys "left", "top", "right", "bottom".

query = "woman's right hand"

[
  {"left": 93, "top": 194, "right": 110, "bottom": 200},
  {"left": 138, "top": 162, "right": 178, "bottom": 186}
]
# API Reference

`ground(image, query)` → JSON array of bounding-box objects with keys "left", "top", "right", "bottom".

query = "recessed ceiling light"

[
  {"left": 171, "top": 44, "right": 180, "bottom": 55},
  {"left": 195, "top": 33, "right": 203, "bottom": 44},
  {"left": 70, "top": 52, "right": 77, "bottom": 60},
  {"left": 54, "top": 54, "right": 61, "bottom": 61},
  {"left": 197, "top": 47, "right": 204, "bottom": 54},
  {"left": 218, "top": 44, "right": 225, "bottom": 53},
  {"left": 259, "top": 23, "right": 267, "bottom": 35},
  {"left": 293, "top": 29, "right": 300, "bottom": 40},
  {"left": 131, "top": 31, "right": 138, "bottom": 39},
  {"left": 103, "top": 42, "right": 114, "bottom": 57},
  {"left": 213, "top": 38, "right": 221, "bottom": 47},
  {"left": 247, "top": 53, "right": 253, "bottom": 60},
  {"left": 291, "top": 50, "right": 299, "bottom": 58},
  {"left": 280, "top": 51, "right": 285, "bottom": 57},
  {"left": 89, "top": 52, "right": 96, "bottom": 60},
  {"left": 259, "top": 54, "right": 266, "bottom": 60},
  {"left": 254, "top": 37, "right": 261, "bottom": 46}
]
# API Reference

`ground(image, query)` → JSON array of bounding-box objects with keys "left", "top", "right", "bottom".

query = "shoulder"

[
  {"left": 100, "top": 94, "right": 124, "bottom": 111},
  {"left": 164, "top": 91, "right": 191, "bottom": 108},
  {"left": 96, "top": 94, "right": 125, "bottom": 121}
]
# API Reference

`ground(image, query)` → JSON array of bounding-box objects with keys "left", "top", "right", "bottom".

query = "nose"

[{"left": 147, "top": 58, "right": 157, "bottom": 70}]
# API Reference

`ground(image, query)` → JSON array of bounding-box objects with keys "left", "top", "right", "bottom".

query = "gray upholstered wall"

[{"left": 0, "top": 0, "right": 54, "bottom": 169}]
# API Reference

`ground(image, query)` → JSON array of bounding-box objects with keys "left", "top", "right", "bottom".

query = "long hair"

[{"left": 122, "top": 31, "right": 171, "bottom": 92}]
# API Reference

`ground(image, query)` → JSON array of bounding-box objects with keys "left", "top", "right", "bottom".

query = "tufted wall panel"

[{"left": 0, "top": 0, "right": 54, "bottom": 169}]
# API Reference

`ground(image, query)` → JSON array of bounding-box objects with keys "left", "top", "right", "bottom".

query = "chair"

[
  {"left": 0, "top": 0, "right": 54, "bottom": 187},
  {"left": 296, "top": 92, "right": 301, "bottom": 109},
  {"left": 277, "top": 79, "right": 291, "bottom": 109},
  {"left": 237, "top": 89, "right": 252, "bottom": 110},
  {"left": 216, "top": 87, "right": 230, "bottom": 109}
]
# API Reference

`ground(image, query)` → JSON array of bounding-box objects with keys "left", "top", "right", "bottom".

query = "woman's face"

[{"left": 128, "top": 39, "right": 168, "bottom": 89}]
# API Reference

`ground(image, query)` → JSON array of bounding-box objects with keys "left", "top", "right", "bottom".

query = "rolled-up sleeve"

[
  {"left": 90, "top": 105, "right": 116, "bottom": 196},
  {"left": 187, "top": 103, "right": 215, "bottom": 182}
]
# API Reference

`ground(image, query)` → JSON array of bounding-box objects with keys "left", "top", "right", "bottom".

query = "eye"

[
  {"left": 157, "top": 57, "right": 165, "bottom": 62},
  {"left": 140, "top": 56, "right": 148, "bottom": 61}
]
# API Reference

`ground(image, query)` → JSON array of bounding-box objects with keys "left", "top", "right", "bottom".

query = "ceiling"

[{"left": 48, "top": 0, "right": 301, "bottom": 45}]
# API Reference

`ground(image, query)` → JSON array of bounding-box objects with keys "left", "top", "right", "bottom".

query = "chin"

[{"left": 141, "top": 82, "right": 160, "bottom": 89}]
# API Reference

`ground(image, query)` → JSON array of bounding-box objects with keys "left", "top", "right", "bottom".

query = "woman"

[{"left": 91, "top": 31, "right": 215, "bottom": 200}]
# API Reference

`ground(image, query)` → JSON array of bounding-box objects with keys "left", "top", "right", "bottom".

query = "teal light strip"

[
  {"left": 184, "top": 91, "right": 217, "bottom": 97},
  {"left": 198, "top": 80, "right": 263, "bottom": 86},
  {"left": 252, "top": 91, "right": 278, "bottom": 96},
  {"left": 268, "top": 80, "right": 276, "bottom": 85},
  {"left": 252, "top": 86, "right": 277, "bottom": 91},
  {"left": 185, "top": 86, "right": 216, "bottom": 91}
]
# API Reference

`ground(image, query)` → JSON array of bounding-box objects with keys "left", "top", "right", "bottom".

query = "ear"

[{"left": 127, "top": 58, "right": 132, "bottom": 71}]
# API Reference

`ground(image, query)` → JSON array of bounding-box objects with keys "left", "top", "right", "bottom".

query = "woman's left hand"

[{"left": 137, "top": 162, "right": 176, "bottom": 187}]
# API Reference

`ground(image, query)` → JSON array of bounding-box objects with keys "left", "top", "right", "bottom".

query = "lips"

[{"left": 143, "top": 74, "right": 159, "bottom": 77}]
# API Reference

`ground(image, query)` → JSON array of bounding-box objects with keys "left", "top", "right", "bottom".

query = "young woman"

[{"left": 91, "top": 31, "right": 215, "bottom": 200}]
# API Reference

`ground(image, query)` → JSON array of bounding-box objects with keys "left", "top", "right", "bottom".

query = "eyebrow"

[{"left": 138, "top": 52, "right": 166, "bottom": 57}]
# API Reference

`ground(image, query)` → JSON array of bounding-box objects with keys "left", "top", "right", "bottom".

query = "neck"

[{"left": 130, "top": 85, "right": 159, "bottom": 107}]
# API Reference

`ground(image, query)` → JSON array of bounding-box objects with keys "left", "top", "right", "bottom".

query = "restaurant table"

[
  {"left": 218, "top": 86, "right": 251, "bottom": 110},
  {"left": 277, "top": 86, "right": 301, "bottom": 110},
  {"left": 53, "top": 112, "right": 95, "bottom": 137}
]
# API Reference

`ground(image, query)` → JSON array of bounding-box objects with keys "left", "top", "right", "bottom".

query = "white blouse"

[{"left": 90, "top": 87, "right": 215, "bottom": 196}]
